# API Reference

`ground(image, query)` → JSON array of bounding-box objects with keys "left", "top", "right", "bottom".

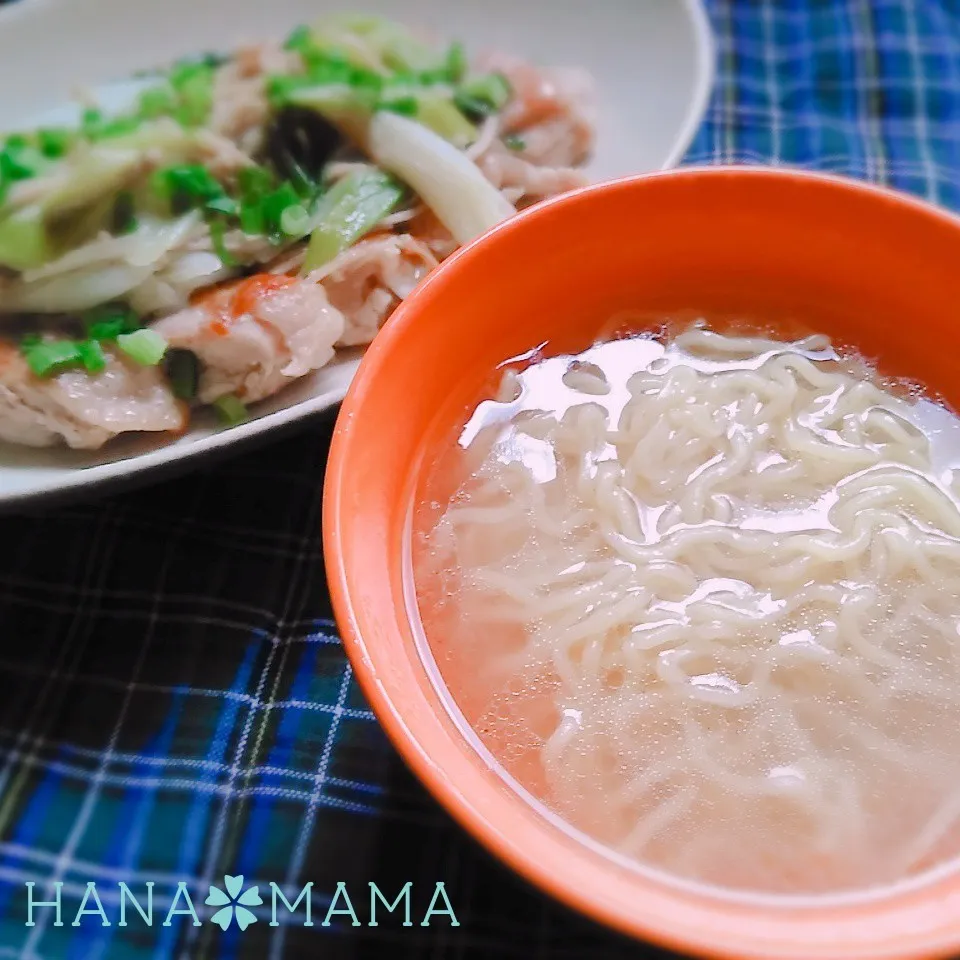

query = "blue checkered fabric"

[{"left": 2, "top": 1, "right": 960, "bottom": 957}]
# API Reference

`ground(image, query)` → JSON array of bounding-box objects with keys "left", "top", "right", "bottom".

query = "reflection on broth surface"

[{"left": 412, "top": 323, "right": 960, "bottom": 896}]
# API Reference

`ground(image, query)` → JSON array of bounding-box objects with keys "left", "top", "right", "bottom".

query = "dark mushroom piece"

[{"left": 266, "top": 106, "right": 344, "bottom": 187}]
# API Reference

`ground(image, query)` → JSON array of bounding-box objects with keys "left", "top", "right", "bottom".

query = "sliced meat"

[
  {"left": 305, "top": 234, "right": 439, "bottom": 347},
  {"left": 0, "top": 341, "right": 186, "bottom": 449},
  {"left": 211, "top": 43, "right": 302, "bottom": 152},
  {"left": 151, "top": 274, "right": 345, "bottom": 403},
  {"left": 404, "top": 208, "right": 459, "bottom": 261},
  {"left": 475, "top": 52, "right": 597, "bottom": 166},
  {"left": 476, "top": 142, "right": 589, "bottom": 205}
]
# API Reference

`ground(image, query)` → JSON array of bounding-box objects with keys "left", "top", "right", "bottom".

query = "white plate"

[{"left": 0, "top": 0, "right": 714, "bottom": 508}]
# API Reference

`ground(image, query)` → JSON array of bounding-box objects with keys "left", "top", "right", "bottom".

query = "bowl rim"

[{"left": 323, "top": 166, "right": 960, "bottom": 960}]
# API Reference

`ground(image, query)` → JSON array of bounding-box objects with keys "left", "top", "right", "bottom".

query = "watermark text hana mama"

[{"left": 24, "top": 876, "right": 459, "bottom": 931}]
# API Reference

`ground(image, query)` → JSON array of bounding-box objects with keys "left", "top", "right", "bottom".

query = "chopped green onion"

[
  {"left": 319, "top": 15, "right": 445, "bottom": 75},
  {"left": 454, "top": 73, "right": 512, "bottom": 119},
  {"left": 266, "top": 74, "right": 311, "bottom": 106},
  {"left": 166, "top": 349, "right": 199, "bottom": 400},
  {"left": 169, "top": 61, "right": 208, "bottom": 90},
  {"left": 238, "top": 166, "right": 274, "bottom": 204},
  {"left": 213, "top": 393, "right": 249, "bottom": 425},
  {"left": 452, "top": 93, "right": 489, "bottom": 120},
  {"left": 378, "top": 94, "right": 419, "bottom": 117},
  {"left": 0, "top": 138, "right": 47, "bottom": 182},
  {"left": 239, "top": 202, "right": 266, "bottom": 236},
  {"left": 303, "top": 168, "right": 403, "bottom": 272},
  {"left": 284, "top": 24, "right": 312, "bottom": 53},
  {"left": 414, "top": 96, "right": 477, "bottom": 146},
  {"left": 260, "top": 182, "right": 301, "bottom": 240},
  {"left": 78, "top": 106, "right": 142, "bottom": 141},
  {"left": 76, "top": 339, "right": 108, "bottom": 374},
  {"left": 0, "top": 206, "right": 51, "bottom": 271},
  {"left": 80, "top": 108, "right": 105, "bottom": 139},
  {"left": 117, "top": 328, "right": 167, "bottom": 366},
  {"left": 238, "top": 168, "right": 276, "bottom": 235},
  {"left": 22, "top": 338, "right": 83, "bottom": 377},
  {"left": 37, "top": 128, "right": 73, "bottom": 159},
  {"left": 280, "top": 203, "right": 311, "bottom": 236},
  {"left": 209, "top": 218, "right": 236, "bottom": 267},
  {"left": 96, "top": 116, "right": 142, "bottom": 140},
  {"left": 137, "top": 85, "right": 177, "bottom": 120},
  {"left": 504, "top": 133, "right": 526, "bottom": 152},
  {"left": 444, "top": 42, "right": 468, "bottom": 83},
  {"left": 171, "top": 65, "right": 215, "bottom": 127},
  {"left": 205, "top": 196, "right": 239, "bottom": 217},
  {"left": 84, "top": 302, "right": 141, "bottom": 339},
  {"left": 153, "top": 164, "right": 226, "bottom": 213}
]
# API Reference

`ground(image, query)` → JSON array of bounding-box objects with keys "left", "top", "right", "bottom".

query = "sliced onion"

[
  {"left": 161, "top": 251, "right": 229, "bottom": 287},
  {"left": 4, "top": 213, "right": 203, "bottom": 314},
  {"left": 127, "top": 276, "right": 184, "bottom": 316},
  {"left": 368, "top": 110, "right": 515, "bottom": 246},
  {"left": 4, "top": 263, "right": 157, "bottom": 313},
  {"left": 21, "top": 213, "right": 201, "bottom": 283}
]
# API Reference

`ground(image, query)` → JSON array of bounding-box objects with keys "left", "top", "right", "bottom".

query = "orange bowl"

[{"left": 323, "top": 167, "right": 960, "bottom": 960}]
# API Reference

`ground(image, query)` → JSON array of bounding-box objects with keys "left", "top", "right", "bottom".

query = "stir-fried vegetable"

[
  {"left": 413, "top": 95, "right": 477, "bottom": 147},
  {"left": 75, "top": 338, "right": 108, "bottom": 373},
  {"left": 270, "top": 16, "right": 511, "bottom": 151},
  {"left": 213, "top": 393, "right": 249, "bottom": 425},
  {"left": 18, "top": 302, "right": 152, "bottom": 378},
  {"left": 302, "top": 168, "right": 404, "bottom": 271},
  {"left": 153, "top": 164, "right": 226, "bottom": 213},
  {"left": 21, "top": 338, "right": 91, "bottom": 377},
  {"left": 117, "top": 328, "right": 168, "bottom": 366},
  {"left": 0, "top": 13, "right": 516, "bottom": 283},
  {"left": 0, "top": 208, "right": 51, "bottom": 272},
  {"left": 84, "top": 302, "right": 141, "bottom": 339},
  {"left": 0, "top": 13, "right": 531, "bottom": 410},
  {"left": 454, "top": 73, "right": 512, "bottom": 119},
  {"left": 368, "top": 110, "right": 514, "bottom": 245}
]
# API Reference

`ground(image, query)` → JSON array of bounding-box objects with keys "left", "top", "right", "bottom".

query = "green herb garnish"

[
  {"left": 213, "top": 393, "right": 249, "bottom": 425},
  {"left": 36, "top": 128, "right": 73, "bottom": 159},
  {"left": 21, "top": 338, "right": 83, "bottom": 377},
  {"left": 169, "top": 61, "right": 215, "bottom": 127},
  {"left": 279, "top": 203, "right": 310, "bottom": 236},
  {"left": 209, "top": 218, "right": 236, "bottom": 266},
  {"left": 260, "top": 182, "right": 302, "bottom": 241},
  {"left": 153, "top": 164, "right": 226, "bottom": 214},
  {"left": 283, "top": 24, "right": 313, "bottom": 53},
  {"left": 83, "top": 302, "right": 142, "bottom": 340},
  {"left": 76, "top": 338, "right": 108, "bottom": 374},
  {"left": 0, "top": 137, "right": 47, "bottom": 183},
  {"left": 454, "top": 73, "right": 512, "bottom": 119},
  {"left": 116, "top": 328, "right": 168, "bottom": 366},
  {"left": 444, "top": 42, "right": 467, "bottom": 83},
  {"left": 378, "top": 94, "right": 419, "bottom": 117},
  {"left": 137, "top": 85, "right": 177, "bottom": 120}
]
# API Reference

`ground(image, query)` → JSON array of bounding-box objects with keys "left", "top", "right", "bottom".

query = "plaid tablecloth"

[{"left": 2, "top": 1, "right": 960, "bottom": 957}]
